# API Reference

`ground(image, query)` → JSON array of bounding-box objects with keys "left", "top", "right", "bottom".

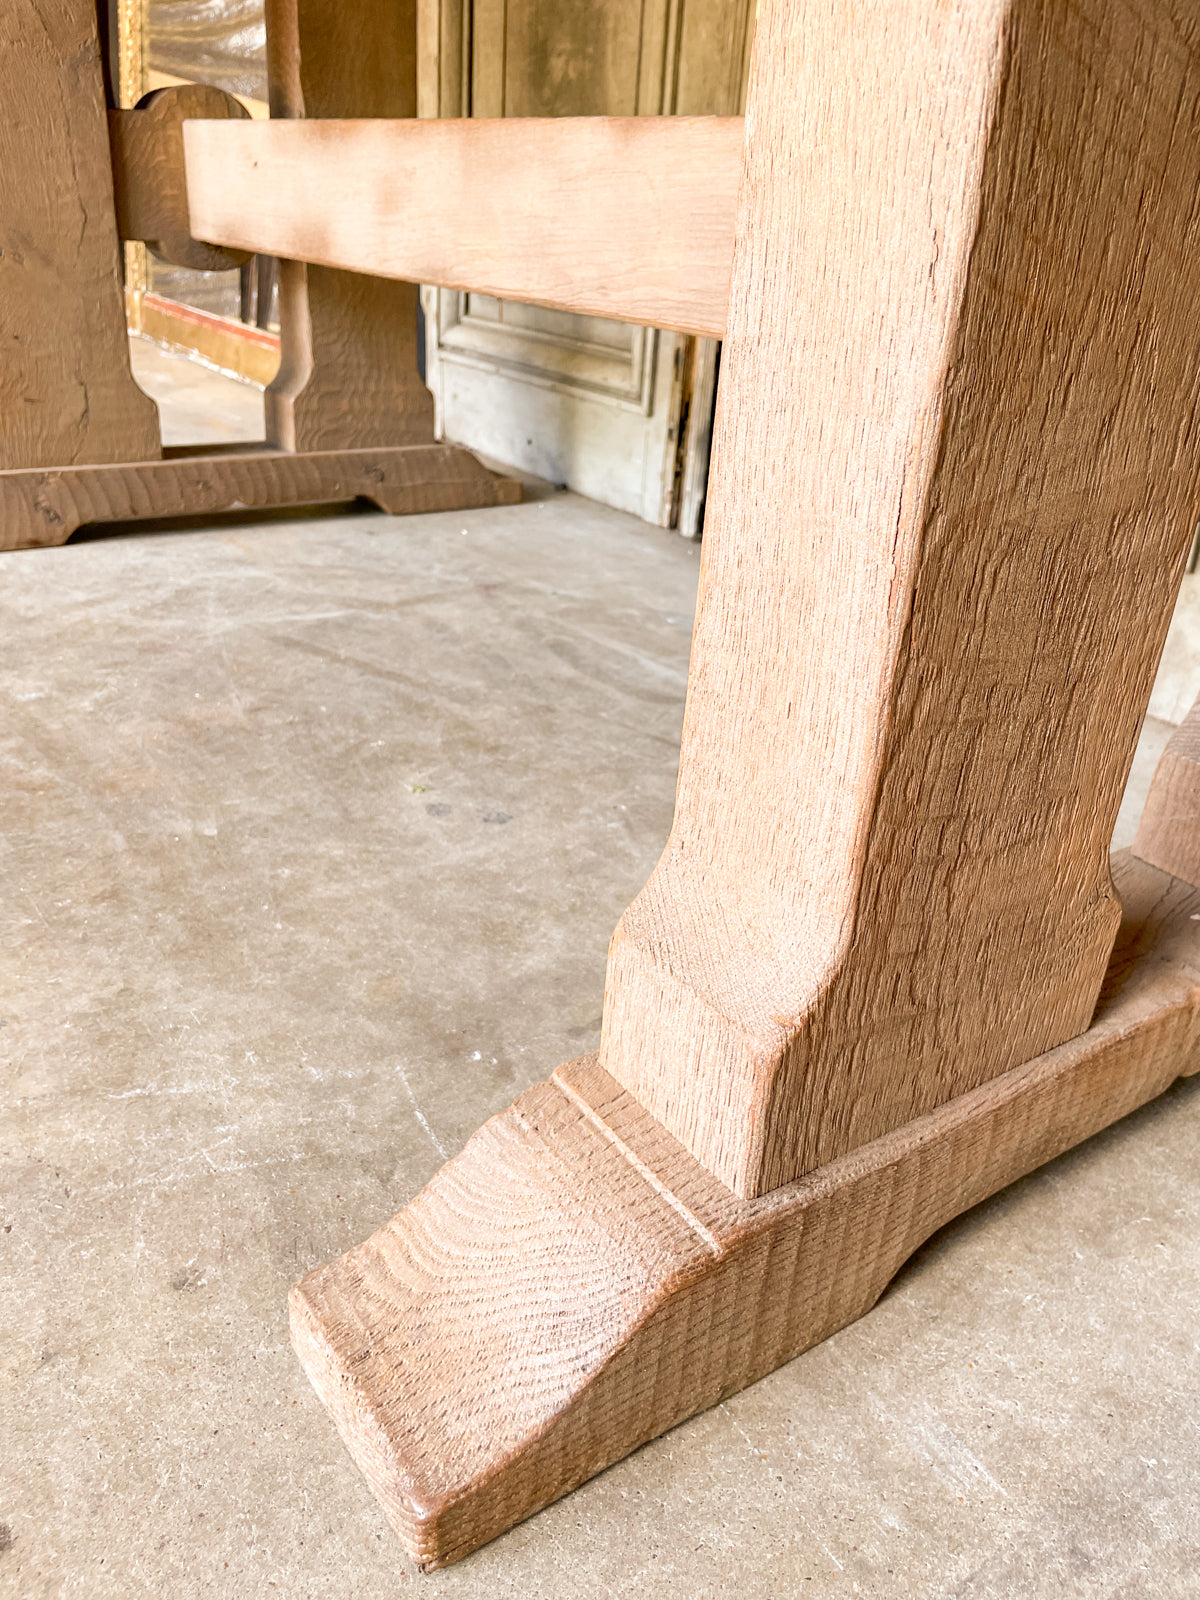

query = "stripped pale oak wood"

[
  {"left": 1135, "top": 697, "right": 1200, "bottom": 888},
  {"left": 109, "top": 83, "right": 251, "bottom": 271},
  {"left": 262, "top": 0, "right": 437, "bottom": 455},
  {"left": 0, "top": 444, "right": 519, "bottom": 551},
  {"left": 288, "top": 0, "right": 1200, "bottom": 1566},
  {"left": 0, "top": 0, "right": 160, "bottom": 469},
  {"left": 599, "top": 0, "right": 1200, "bottom": 1197},
  {"left": 293, "top": 848, "right": 1200, "bottom": 1571},
  {"left": 184, "top": 115, "right": 742, "bottom": 338}
]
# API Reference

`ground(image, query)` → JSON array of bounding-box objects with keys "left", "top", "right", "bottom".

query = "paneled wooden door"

[{"left": 418, "top": 0, "right": 755, "bottom": 531}]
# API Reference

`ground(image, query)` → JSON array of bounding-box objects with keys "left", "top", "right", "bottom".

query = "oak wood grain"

[
  {"left": 0, "top": 444, "right": 519, "bottom": 550},
  {"left": 286, "top": 0, "right": 1200, "bottom": 1569},
  {"left": 261, "top": 0, "right": 436, "bottom": 455},
  {"left": 1134, "top": 696, "right": 1200, "bottom": 886},
  {"left": 0, "top": 0, "right": 160, "bottom": 469},
  {"left": 184, "top": 115, "right": 742, "bottom": 338},
  {"left": 293, "top": 849, "right": 1200, "bottom": 1571},
  {"left": 599, "top": 0, "right": 1200, "bottom": 1196},
  {"left": 109, "top": 84, "right": 252, "bottom": 271},
  {"left": 0, "top": 1, "right": 516, "bottom": 542}
]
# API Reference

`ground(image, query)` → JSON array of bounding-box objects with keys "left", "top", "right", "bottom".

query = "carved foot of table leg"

[{"left": 291, "top": 852, "right": 1200, "bottom": 1571}]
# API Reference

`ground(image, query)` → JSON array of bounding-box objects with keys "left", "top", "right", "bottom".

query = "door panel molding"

[
  {"left": 419, "top": 0, "right": 754, "bottom": 526},
  {"left": 438, "top": 293, "right": 658, "bottom": 410}
]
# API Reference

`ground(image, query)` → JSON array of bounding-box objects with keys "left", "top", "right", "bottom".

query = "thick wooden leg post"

[
  {"left": 601, "top": 0, "right": 1200, "bottom": 1198},
  {"left": 292, "top": 0, "right": 1200, "bottom": 1569},
  {"left": 0, "top": 0, "right": 161, "bottom": 472},
  {"left": 295, "top": 860, "right": 1200, "bottom": 1570}
]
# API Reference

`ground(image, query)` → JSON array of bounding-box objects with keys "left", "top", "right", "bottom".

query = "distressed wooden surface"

[
  {"left": 0, "top": 0, "right": 161, "bottom": 468},
  {"left": 262, "top": 0, "right": 436, "bottom": 454},
  {"left": 275, "top": 0, "right": 1200, "bottom": 1569},
  {"left": 1135, "top": 696, "right": 1200, "bottom": 886},
  {"left": 0, "top": 0, "right": 514, "bottom": 537},
  {"left": 293, "top": 849, "right": 1200, "bottom": 1571},
  {"left": 600, "top": 0, "right": 1200, "bottom": 1196},
  {"left": 109, "top": 83, "right": 251, "bottom": 271},
  {"left": 0, "top": 444, "right": 519, "bottom": 551},
  {"left": 185, "top": 115, "right": 742, "bottom": 338}
]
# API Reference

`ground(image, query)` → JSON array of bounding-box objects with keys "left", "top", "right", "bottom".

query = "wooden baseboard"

[
  {"left": 137, "top": 293, "right": 281, "bottom": 387},
  {"left": 290, "top": 848, "right": 1200, "bottom": 1571},
  {"left": 0, "top": 443, "right": 520, "bottom": 550}
]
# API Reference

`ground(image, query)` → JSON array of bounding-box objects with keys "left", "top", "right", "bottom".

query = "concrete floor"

[
  {"left": 128, "top": 337, "right": 267, "bottom": 448},
  {"left": 3, "top": 347, "right": 1200, "bottom": 1598}
]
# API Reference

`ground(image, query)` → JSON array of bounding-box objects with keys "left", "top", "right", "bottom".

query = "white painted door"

[{"left": 420, "top": 0, "right": 754, "bottom": 531}]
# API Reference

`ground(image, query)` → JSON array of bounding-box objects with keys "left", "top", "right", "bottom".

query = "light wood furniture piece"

[
  {"left": 187, "top": 114, "right": 742, "bottom": 339},
  {"left": 10, "top": 0, "right": 1200, "bottom": 1574},
  {"left": 0, "top": 0, "right": 518, "bottom": 552},
  {"left": 282, "top": 0, "right": 1200, "bottom": 1569}
]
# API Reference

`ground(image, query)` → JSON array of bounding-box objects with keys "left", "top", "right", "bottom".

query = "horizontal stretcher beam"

[{"left": 182, "top": 116, "right": 741, "bottom": 337}]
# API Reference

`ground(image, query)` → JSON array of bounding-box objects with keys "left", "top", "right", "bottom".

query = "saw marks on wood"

[
  {"left": 599, "top": 0, "right": 1200, "bottom": 1197},
  {"left": 292, "top": 850, "right": 1200, "bottom": 1571},
  {"left": 109, "top": 84, "right": 252, "bottom": 272},
  {"left": 0, "top": 445, "right": 519, "bottom": 550},
  {"left": 262, "top": 0, "right": 436, "bottom": 455}
]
